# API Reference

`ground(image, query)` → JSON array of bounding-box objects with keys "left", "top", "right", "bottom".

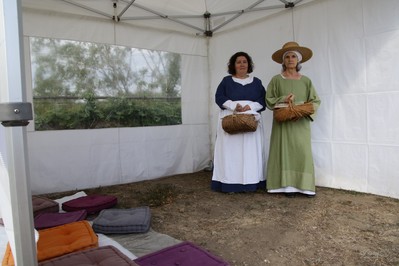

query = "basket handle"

[{"left": 287, "top": 99, "right": 302, "bottom": 119}]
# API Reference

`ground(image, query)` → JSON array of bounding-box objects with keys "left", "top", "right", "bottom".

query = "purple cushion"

[
  {"left": 32, "top": 196, "right": 59, "bottom": 217},
  {"left": 34, "top": 210, "right": 87, "bottom": 230},
  {"left": 134, "top": 241, "right": 229, "bottom": 266},
  {"left": 38, "top": 245, "right": 139, "bottom": 266},
  {"left": 62, "top": 195, "right": 117, "bottom": 214}
]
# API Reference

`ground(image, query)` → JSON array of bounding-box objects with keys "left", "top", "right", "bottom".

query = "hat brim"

[{"left": 272, "top": 46, "right": 313, "bottom": 64}]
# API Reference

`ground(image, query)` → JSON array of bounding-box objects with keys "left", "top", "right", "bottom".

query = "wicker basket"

[
  {"left": 274, "top": 101, "right": 314, "bottom": 122},
  {"left": 222, "top": 113, "right": 258, "bottom": 134}
]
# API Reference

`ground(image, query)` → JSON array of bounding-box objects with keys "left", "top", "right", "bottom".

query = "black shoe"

[
  {"left": 285, "top": 193, "right": 296, "bottom": 198},
  {"left": 306, "top": 194, "right": 315, "bottom": 198}
]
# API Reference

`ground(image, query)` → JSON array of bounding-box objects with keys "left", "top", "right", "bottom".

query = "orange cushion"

[
  {"left": 2, "top": 220, "right": 98, "bottom": 265},
  {"left": 2, "top": 243, "right": 13, "bottom": 266}
]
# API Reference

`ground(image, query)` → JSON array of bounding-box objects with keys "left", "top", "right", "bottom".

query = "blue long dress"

[{"left": 212, "top": 75, "right": 266, "bottom": 193}]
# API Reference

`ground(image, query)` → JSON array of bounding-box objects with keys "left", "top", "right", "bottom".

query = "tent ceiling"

[{"left": 22, "top": 0, "right": 309, "bottom": 36}]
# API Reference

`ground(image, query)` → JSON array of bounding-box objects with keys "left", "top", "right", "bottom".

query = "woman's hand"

[
  {"left": 235, "top": 104, "right": 251, "bottom": 112},
  {"left": 285, "top": 93, "right": 295, "bottom": 103}
]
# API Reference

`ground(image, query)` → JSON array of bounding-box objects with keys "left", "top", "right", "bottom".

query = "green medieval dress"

[{"left": 266, "top": 74, "right": 321, "bottom": 194}]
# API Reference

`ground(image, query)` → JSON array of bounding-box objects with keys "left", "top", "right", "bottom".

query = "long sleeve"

[
  {"left": 266, "top": 76, "right": 287, "bottom": 110},
  {"left": 222, "top": 100, "right": 237, "bottom": 111},
  {"left": 307, "top": 79, "right": 321, "bottom": 121},
  {"left": 215, "top": 77, "right": 230, "bottom": 109}
]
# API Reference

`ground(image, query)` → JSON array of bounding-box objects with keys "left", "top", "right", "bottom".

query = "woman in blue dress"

[{"left": 212, "top": 51, "right": 266, "bottom": 193}]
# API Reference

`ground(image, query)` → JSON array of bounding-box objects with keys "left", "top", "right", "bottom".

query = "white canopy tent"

[
  {"left": 1, "top": 0, "right": 399, "bottom": 264},
  {"left": 16, "top": 0, "right": 399, "bottom": 197},
  {"left": 20, "top": 0, "right": 316, "bottom": 195}
]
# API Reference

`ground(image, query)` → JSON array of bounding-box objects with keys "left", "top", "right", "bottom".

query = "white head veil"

[{"left": 282, "top": 50, "right": 303, "bottom": 62}]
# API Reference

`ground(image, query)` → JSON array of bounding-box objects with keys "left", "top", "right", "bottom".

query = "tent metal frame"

[
  {"left": 0, "top": 0, "right": 37, "bottom": 265},
  {"left": 60, "top": 0, "right": 303, "bottom": 36}
]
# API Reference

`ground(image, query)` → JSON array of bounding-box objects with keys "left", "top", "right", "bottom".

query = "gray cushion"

[{"left": 92, "top": 207, "right": 151, "bottom": 234}]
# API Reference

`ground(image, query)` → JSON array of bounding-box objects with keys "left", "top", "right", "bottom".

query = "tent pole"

[
  {"left": 61, "top": 0, "right": 113, "bottom": 19},
  {"left": 206, "top": 37, "right": 214, "bottom": 171},
  {"left": 212, "top": 0, "right": 277, "bottom": 32},
  {"left": 121, "top": 1, "right": 204, "bottom": 32},
  {"left": 0, "top": 0, "right": 37, "bottom": 265},
  {"left": 117, "top": 0, "right": 136, "bottom": 21}
]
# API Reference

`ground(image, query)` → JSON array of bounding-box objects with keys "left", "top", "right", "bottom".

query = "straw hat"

[{"left": 272, "top": 41, "right": 313, "bottom": 64}]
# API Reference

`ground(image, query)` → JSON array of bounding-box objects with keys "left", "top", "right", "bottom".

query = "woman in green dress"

[{"left": 265, "top": 42, "right": 321, "bottom": 198}]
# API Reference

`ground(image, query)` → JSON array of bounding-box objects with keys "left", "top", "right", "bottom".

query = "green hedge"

[{"left": 33, "top": 96, "right": 181, "bottom": 131}]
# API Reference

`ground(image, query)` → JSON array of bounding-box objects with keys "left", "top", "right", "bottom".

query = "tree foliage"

[{"left": 30, "top": 37, "right": 182, "bottom": 130}]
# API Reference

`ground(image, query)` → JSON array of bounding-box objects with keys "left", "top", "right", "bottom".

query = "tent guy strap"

[{"left": 59, "top": 0, "right": 303, "bottom": 36}]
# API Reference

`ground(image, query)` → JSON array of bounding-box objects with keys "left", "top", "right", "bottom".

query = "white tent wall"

[
  {"left": 16, "top": 0, "right": 399, "bottom": 198},
  {"left": 22, "top": 8, "right": 211, "bottom": 194},
  {"left": 210, "top": 0, "right": 399, "bottom": 199}
]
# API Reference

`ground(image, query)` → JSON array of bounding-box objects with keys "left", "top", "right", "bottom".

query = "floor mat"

[{"left": 109, "top": 228, "right": 181, "bottom": 258}]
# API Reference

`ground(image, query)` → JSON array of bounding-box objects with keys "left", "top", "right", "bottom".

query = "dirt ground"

[{"left": 45, "top": 171, "right": 399, "bottom": 266}]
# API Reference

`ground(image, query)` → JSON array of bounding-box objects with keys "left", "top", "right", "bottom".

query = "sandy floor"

[{"left": 45, "top": 171, "right": 399, "bottom": 266}]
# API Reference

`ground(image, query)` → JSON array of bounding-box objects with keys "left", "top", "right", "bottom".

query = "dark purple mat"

[
  {"left": 62, "top": 195, "right": 117, "bottom": 214},
  {"left": 32, "top": 196, "right": 59, "bottom": 217},
  {"left": 34, "top": 209, "right": 87, "bottom": 230},
  {"left": 134, "top": 241, "right": 230, "bottom": 266}
]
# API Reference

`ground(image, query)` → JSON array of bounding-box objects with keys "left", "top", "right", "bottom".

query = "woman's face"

[
  {"left": 235, "top": 56, "right": 248, "bottom": 76},
  {"left": 283, "top": 52, "right": 299, "bottom": 70}
]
